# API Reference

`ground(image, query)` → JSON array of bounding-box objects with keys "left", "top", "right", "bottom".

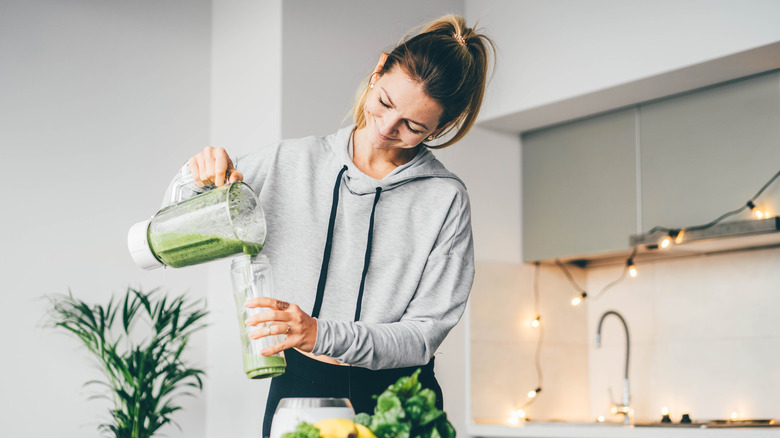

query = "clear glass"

[
  {"left": 270, "top": 398, "right": 354, "bottom": 438},
  {"left": 147, "top": 182, "right": 266, "bottom": 268},
  {"left": 230, "top": 254, "right": 286, "bottom": 379}
]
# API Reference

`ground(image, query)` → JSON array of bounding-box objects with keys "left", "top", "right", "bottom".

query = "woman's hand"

[
  {"left": 188, "top": 146, "right": 243, "bottom": 187},
  {"left": 244, "top": 297, "right": 318, "bottom": 356}
]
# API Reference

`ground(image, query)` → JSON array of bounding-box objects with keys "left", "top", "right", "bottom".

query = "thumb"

[{"left": 228, "top": 168, "right": 244, "bottom": 183}]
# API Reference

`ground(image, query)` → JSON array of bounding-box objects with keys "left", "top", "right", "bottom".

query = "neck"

[{"left": 352, "top": 126, "right": 420, "bottom": 179}]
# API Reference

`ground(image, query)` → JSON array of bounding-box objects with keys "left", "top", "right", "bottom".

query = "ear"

[{"left": 371, "top": 53, "right": 389, "bottom": 83}]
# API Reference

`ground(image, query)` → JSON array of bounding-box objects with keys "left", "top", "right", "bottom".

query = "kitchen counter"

[{"left": 468, "top": 422, "right": 780, "bottom": 438}]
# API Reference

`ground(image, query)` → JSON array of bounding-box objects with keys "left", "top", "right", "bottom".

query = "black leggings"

[{"left": 262, "top": 348, "right": 443, "bottom": 437}]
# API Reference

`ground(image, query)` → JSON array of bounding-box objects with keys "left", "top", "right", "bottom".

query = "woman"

[{"left": 179, "top": 14, "right": 494, "bottom": 436}]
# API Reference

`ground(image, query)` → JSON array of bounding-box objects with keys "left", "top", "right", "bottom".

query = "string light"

[
  {"left": 627, "top": 258, "right": 637, "bottom": 278},
  {"left": 747, "top": 200, "right": 771, "bottom": 219},
  {"left": 674, "top": 229, "right": 685, "bottom": 244},
  {"left": 659, "top": 229, "right": 681, "bottom": 249},
  {"left": 638, "top": 169, "right": 779, "bottom": 261},
  {"left": 512, "top": 263, "right": 545, "bottom": 421},
  {"left": 571, "top": 292, "right": 587, "bottom": 306},
  {"left": 508, "top": 409, "right": 527, "bottom": 425}
]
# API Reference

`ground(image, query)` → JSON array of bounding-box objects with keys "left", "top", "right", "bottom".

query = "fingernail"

[{"left": 261, "top": 348, "right": 272, "bottom": 356}]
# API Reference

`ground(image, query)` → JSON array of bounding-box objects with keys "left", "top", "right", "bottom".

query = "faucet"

[{"left": 595, "top": 310, "right": 631, "bottom": 425}]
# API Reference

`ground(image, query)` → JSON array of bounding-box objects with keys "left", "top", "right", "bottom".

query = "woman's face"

[{"left": 363, "top": 66, "right": 444, "bottom": 150}]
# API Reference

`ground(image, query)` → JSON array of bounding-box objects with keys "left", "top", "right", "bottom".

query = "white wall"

[
  {"left": 467, "top": 0, "right": 780, "bottom": 124},
  {"left": 587, "top": 247, "right": 780, "bottom": 424},
  {"left": 0, "top": 1, "right": 211, "bottom": 437},
  {"left": 206, "top": 1, "right": 283, "bottom": 437}
]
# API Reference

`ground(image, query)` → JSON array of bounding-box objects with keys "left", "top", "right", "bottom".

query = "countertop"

[{"left": 468, "top": 422, "right": 780, "bottom": 438}]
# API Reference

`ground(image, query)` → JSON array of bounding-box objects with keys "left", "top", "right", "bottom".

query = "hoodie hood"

[{"left": 327, "top": 125, "right": 465, "bottom": 195}]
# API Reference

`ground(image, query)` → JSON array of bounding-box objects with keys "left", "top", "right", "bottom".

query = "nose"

[{"left": 377, "top": 114, "right": 401, "bottom": 138}]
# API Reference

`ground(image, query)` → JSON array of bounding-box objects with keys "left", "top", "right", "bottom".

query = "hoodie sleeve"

[{"left": 311, "top": 185, "right": 475, "bottom": 370}]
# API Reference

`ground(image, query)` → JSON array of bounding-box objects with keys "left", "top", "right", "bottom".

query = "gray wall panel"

[{"left": 523, "top": 109, "right": 638, "bottom": 262}]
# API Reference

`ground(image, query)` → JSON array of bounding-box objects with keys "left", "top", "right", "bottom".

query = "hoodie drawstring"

[
  {"left": 354, "top": 186, "right": 382, "bottom": 321},
  {"left": 311, "top": 165, "right": 348, "bottom": 318},
  {"left": 311, "top": 165, "right": 382, "bottom": 322}
]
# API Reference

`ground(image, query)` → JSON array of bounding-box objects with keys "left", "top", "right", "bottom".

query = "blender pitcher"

[
  {"left": 231, "top": 254, "right": 287, "bottom": 379},
  {"left": 127, "top": 178, "right": 266, "bottom": 270}
]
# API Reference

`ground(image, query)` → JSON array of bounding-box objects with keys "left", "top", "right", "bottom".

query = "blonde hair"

[{"left": 352, "top": 14, "right": 496, "bottom": 149}]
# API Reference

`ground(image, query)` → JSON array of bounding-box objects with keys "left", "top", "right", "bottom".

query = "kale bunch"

[
  {"left": 354, "top": 369, "right": 456, "bottom": 438},
  {"left": 281, "top": 422, "right": 322, "bottom": 438}
]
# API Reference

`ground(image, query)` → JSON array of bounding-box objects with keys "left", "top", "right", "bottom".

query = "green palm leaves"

[{"left": 47, "top": 287, "right": 208, "bottom": 438}]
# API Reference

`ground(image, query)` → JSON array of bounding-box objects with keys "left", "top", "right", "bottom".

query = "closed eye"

[
  {"left": 379, "top": 95, "right": 424, "bottom": 134},
  {"left": 405, "top": 123, "right": 422, "bottom": 134}
]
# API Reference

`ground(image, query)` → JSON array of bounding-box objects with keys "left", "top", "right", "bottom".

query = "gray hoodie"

[{"left": 176, "top": 125, "right": 474, "bottom": 370}]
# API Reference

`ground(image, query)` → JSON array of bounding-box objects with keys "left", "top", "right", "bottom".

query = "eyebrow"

[{"left": 381, "top": 87, "right": 429, "bottom": 131}]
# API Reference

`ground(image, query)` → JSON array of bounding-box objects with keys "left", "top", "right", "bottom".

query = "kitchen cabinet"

[
  {"left": 522, "top": 109, "right": 638, "bottom": 262},
  {"left": 521, "top": 71, "right": 780, "bottom": 263},
  {"left": 639, "top": 71, "right": 780, "bottom": 231}
]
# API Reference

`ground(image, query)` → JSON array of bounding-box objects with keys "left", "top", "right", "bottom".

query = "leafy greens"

[{"left": 353, "top": 369, "right": 456, "bottom": 438}]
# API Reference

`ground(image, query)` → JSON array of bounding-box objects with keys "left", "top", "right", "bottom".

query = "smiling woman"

[{"left": 167, "top": 13, "right": 496, "bottom": 438}]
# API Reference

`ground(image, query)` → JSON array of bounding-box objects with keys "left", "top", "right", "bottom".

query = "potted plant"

[{"left": 46, "top": 287, "right": 208, "bottom": 438}]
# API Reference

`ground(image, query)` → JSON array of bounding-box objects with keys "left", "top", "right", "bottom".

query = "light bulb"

[
  {"left": 748, "top": 201, "right": 771, "bottom": 219},
  {"left": 731, "top": 411, "right": 740, "bottom": 421},
  {"left": 508, "top": 409, "right": 526, "bottom": 425},
  {"left": 597, "top": 416, "right": 605, "bottom": 423},
  {"left": 527, "top": 390, "right": 537, "bottom": 398},
  {"left": 660, "top": 236, "right": 671, "bottom": 249},
  {"left": 571, "top": 292, "right": 587, "bottom": 306},
  {"left": 661, "top": 407, "right": 669, "bottom": 416},
  {"left": 530, "top": 316, "right": 541, "bottom": 328},
  {"left": 627, "top": 258, "right": 637, "bottom": 278}
]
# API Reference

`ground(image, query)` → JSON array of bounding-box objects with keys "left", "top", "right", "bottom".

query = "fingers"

[
  {"left": 214, "top": 151, "right": 228, "bottom": 186},
  {"left": 245, "top": 309, "right": 289, "bottom": 327},
  {"left": 227, "top": 160, "right": 244, "bottom": 183},
  {"left": 228, "top": 168, "right": 244, "bottom": 183},
  {"left": 248, "top": 322, "right": 289, "bottom": 338},
  {"left": 245, "top": 297, "right": 290, "bottom": 310},
  {"left": 187, "top": 146, "right": 235, "bottom": 187},
  {"left": 243, "top": 299, "right": 317, "bottom": 355},
  {"left": 260, "top": 340, "right": 289, "bottom": 357}
]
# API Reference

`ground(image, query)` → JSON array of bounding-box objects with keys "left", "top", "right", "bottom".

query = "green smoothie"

[
  {"left": 150, "top": 232, "right": 263, "bottom": 268},
  {"left": 243, "top": 353, "right": 286, "bottom": 379}
]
